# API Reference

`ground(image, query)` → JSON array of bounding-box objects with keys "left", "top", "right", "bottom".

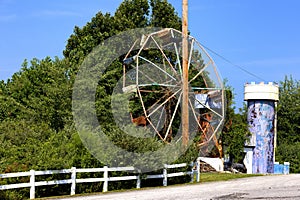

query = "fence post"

[
  {"left": 30, "top": 170, "right": 35, "bottom": 199},
  {"left": 196, "top": 160, "right": 200, "bottom": 183},
  {"left": 103, "top": 166, "right": 108, "bottom": 192},
  {"left": 70, "top": 167, "right": 76, "bottom": 195},
  {"left": 136, "top": 169, "right": 141, "bottom": 189},
  {"left": 163, "top": 164, "right": 167, "bottom": 186},
  {"left": 190, "top": 161, "right": 194, "bottom": 183}
]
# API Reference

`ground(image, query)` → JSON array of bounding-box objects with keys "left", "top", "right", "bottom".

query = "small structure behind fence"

[{"left": 0, "top": 162, "right": 200, "bottom": 199}]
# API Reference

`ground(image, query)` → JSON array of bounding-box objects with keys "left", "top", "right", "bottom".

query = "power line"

[{"left": 200, "top": 43, "right": 267, "bottom": 82}]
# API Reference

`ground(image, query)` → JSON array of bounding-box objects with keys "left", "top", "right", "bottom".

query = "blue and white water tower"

[{"left": 243, "top": 82, "right": 279, "bottom": 174}]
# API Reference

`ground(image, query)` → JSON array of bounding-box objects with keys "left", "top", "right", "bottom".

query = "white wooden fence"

[{"left": 0, "top": 162, "right": 200, "bottom": 199}]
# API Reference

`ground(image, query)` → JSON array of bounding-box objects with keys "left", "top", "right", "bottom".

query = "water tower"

[{"left": 243, "top": 82, "right": 279, "bottom": 174}]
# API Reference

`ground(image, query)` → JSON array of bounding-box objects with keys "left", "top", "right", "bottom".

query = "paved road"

[{"left": 52, "top": 174, "right": 300, "bottom": 200}]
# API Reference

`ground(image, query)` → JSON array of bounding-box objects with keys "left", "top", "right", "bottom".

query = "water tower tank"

[{"left": 244, "top": 82, "right": 279, "bottom": 174}]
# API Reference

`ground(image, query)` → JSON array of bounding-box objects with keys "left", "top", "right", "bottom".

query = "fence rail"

[{"left": 0, "top": 162, "right": 200, "bottom": 199}]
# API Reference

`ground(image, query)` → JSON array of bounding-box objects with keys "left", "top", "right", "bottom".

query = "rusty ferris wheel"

[{"left": 112, "top": 27, "right": 226, "bottom": 157}]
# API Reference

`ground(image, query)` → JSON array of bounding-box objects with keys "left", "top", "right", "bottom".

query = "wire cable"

[{"left": 200, "top": 43, "right": 267, "bottom": 82}]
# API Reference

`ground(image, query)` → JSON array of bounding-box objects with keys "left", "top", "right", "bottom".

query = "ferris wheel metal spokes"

[{"left": 121, "top": 28, "right": 225, "bottom": 151}]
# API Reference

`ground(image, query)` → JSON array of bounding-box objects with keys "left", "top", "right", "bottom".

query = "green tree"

[
  {"left": 114, "top": 0, "right": 149, "bottom": 29},
  {"left": 277, "top": 76, "right": 300, "bottom": 144},
  {"left": 221, "top": 82, "right": 250, "bottom": 163},
  {"left": 150, "top": 0, "right": 182, "bottom": 29},
  {"left": 63, "top": 0, "right": 184, "bottom": 135},
  {"left": 63, "top": 12, "right": 116, "bottom": 68},
  {"left": 63, "top": 0, "right": 182, "bottom": 73},
  {"left": 1, "top": 1, "right": 189, "bottom": 198},
  {"left": 2, "top": 58, "right": 72, "bottom": 131},
  {"left": 276, "top": 76, "right": 300, "bottom": 173}
]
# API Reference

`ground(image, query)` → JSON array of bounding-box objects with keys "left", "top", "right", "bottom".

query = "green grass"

[
  {"left": 40, "top": 173, "right": 262, "bottom": 199},
  {"left": 199, "top": 172, "right": 262, "bottom": 183}
]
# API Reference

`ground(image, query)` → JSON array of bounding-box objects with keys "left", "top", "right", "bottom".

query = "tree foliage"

[
  {"left": 63, "top": 0, "right": 181, "bottom": 72},
  {"left": 220, "top": 81, "right": 250, "bottom": 163},
  {"left": 276, "top": 76, "right": 300, "bottom": 173},
  {"left": 149, "top": 0, "right": 182, "bottom": 29},
  {"left": 0, "top": 1, "right": 187, "bottom": 199}
]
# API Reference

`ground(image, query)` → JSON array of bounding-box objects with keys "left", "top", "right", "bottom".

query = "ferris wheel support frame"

[{"left": 182, "top": 0, "right": 189, "bottom": 147}]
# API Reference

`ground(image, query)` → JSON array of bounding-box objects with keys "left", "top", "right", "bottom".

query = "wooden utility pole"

[{"left": 182, "top": 0, "right": 189, "bottom": 147}]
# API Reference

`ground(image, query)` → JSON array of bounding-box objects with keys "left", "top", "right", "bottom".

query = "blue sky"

[{"left": 1, "top": 0, "right": 299, "bottom": 111}]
